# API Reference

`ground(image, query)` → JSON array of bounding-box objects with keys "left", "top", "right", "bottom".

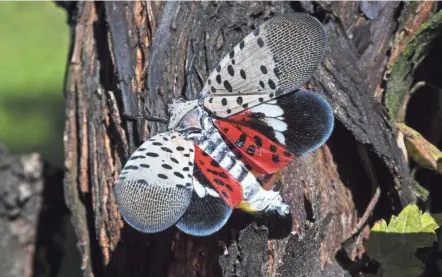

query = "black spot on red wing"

[
  {"left": 254, "top": 136, "right": 263, "bottom": 147},
  {"left": 146, "top": 152, "right": 159, "bottom": 157},
  {"left": 199, "top": 160, "right": 205, "bottom": 165},
  {"left": 225, "top": 184, "right": 233, "bottom": 191},
  {"left": 152, "top": 142, "right": 162, "bottom": 146},
  {"left": 272, "top": 154, "right": 280, "bottom": 163},
  {"left": 237, "top": 97, "right": 243, "bottom": 105},
  {"left": 235, "top": 134, "right": 247, "bottom": 148},
  {"left": 223, "top": 128, "right": 229, "bottom": 133},
  {"left": 174, "top": 172, "right": 185, "bottom": 179},
  {"left": 214, "top": 178, "right": 225, "bottom": 186},
  {"left": 268, "top": 79, "right": 276, "bottom": 90},
  {"left": 246, "top": 145, "right": 255, "bottom": 155},
  {"left": 245, "top": 164, "right": 253, "bottom": 170},
  {"left": 171, "top": 157, "right": 179, "bottom": 164},
  {"left": 161, "top": 147, "right": 173, "bottom": 153},
  {"left": 260, "top": 65, "right": 268, "bottom": 74},
  {"left": 139, "top": 164, "right": 150, "bottom": 168},
  {"left": 222, "top": 191, "right": 228, "bottom": 198},
  {"left": 257, "top": 37, "right": 264, "bottom": 47},
  {"left": 224, "top": 80, "right": 233, "bottom": 92},
  {"left": 158, "top": 173, "right": 168, "bottom": 179},
  {"left": 239, "top": 40, "right": 245, "bottom": 49},
  {"left": 210, "top": 160, "right": 220, "bottom": 167},
  {"left": 270, "top": 145, "right": 277, "bottom": 152},
  {"left": 240, "top": 69, "right": 246, "bottom": 79},
  {"left": 216, "top": 64, "right": 221, "bottom": 72},
  {"left": 259, "top": 80, "right": 265, "bottom": 88},
  {"left": 216, "top": 74, "right": 222, "bottom": 84},
  {"left": 162, "top": 164, "right": 172, "bottom": 169},
  {"left": 284, "top": 151, "right": 292, "bottom": 157},
  {"left": 219, "top": 172, "right": 228, "bottom": 178},
  {"left": 221, "top": 98, "right": 227, "bottom": 106},
  {"left": 227, "top": 65, "right": 234, "bottom": 76}
]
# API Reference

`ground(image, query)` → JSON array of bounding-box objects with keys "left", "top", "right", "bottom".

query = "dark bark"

[
  {"left": 62, "top": 1, "right": 439, "bottom": 276},
  {"left": 0, "top": 146, "right": 72, "bottom": 277}
]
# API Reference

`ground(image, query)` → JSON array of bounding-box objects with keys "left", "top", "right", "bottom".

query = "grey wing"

[
  {"left": 202, "top": 13, "right": 327, "bottom": 118},
  {"left": 115, "top": 131, "right": 195, "bottom": 233}
]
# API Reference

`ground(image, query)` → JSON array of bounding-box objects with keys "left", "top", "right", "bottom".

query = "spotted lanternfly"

[{"left": 115, "top": 13, "right": 334, "bottom": 236}]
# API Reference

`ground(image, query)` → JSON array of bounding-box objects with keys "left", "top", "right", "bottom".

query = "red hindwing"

[
  {"left": 194, "top": 146, "right": 243, "bottom": 208},
  {"left": 214, "top": 115, "right": 295, "bottom": 176}
]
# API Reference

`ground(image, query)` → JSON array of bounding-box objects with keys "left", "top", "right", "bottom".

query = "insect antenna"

[{"left": 123, "top": 112, "right": 169, "bottom": 124}]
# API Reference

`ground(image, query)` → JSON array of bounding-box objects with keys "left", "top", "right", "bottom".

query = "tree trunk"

[{"left": 62, "top": 2, "right": 438, "bottom": 276}]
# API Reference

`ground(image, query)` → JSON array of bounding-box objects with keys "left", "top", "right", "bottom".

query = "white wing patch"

[
  {"left": 202, "top": 13, "right": 327, "bottom": 118},
  {"left": 115, "top": 131, "right": 195, "bottom": 233}
]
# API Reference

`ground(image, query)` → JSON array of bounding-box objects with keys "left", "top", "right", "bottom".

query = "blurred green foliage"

[{"left": 0, "top": 2, "right": 68, "bottom": 165}]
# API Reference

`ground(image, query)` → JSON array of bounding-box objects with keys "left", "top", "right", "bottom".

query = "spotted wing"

[
  {"left": 115, "top": 131, "right": 195, "bottom": 233},
  {"left": 175, "top": 167, "right": 232, "bottom": 236},
  {"left": 214, "top": 91, "right": 334, "bottom": 175},
  {"left": 193, "top": 145, "right": 243, "bottom": 208},
  {"left": 175, "top": 146, "right": 243, "bottom": 236},
  {"left": 202, "top": 13, "right": 327, "bottom": 118}
]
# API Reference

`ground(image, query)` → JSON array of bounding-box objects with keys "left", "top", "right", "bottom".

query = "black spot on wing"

[
  {"left": 174, "top": 172, "right": 185, "bottom": 179},
  {"left": 235, "top": 134, "right": 247, "bottom": 148},
  {"left": 254, "top": 136, "right": 263, "bottom": 147},
  {"left": 161, "top": 147, "right": 173, "bottom": 153},
  {"left": 240, "top": 69, "right": 246, "bottom": 79},
  {"left": 162, "top": 164, "right": 172, "bottom": 169},
  {"left": 227, "top": 65, "right": 234, "bottom": 76},
  {"left": 146, "top": 152, "right": 159, "bottom": 157},
  {"left": 158, "top": 173, "right": 168, "bottom": 179},
  {"left": 125, "top": 165, "right": 139, "bottom": 170},
  {"left": 224, "top": 80, "right": 233, "bottom": 92}
]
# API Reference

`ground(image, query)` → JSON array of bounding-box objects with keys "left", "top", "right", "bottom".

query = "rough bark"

[{"left": 61, "top": 1, "right": 439, "bottom": 276}]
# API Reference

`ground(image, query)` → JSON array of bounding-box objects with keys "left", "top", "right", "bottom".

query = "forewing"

[
  {"left": 115, "top": 131, "right": 195, "bottom": 233},
  {"left": 175, "top": 167, "right": 232, "bottom": 236},
  {"left": 202, "top": 13, "right": 327, "bottom": 118},
  {"left": 214, "top": 90, "right": 334, "bottom": 174}
]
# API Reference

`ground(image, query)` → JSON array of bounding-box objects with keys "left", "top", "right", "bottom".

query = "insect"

[{"left": 115, "top": 13, "right": 334, "bottom": 236}]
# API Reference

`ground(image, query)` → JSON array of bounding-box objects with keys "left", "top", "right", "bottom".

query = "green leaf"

[
  {"left": 397, "top": 123, "right": 442, "bottom": 174},
  {"left": 364, "top": 204, "right": 439, "bottom": 277}
]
